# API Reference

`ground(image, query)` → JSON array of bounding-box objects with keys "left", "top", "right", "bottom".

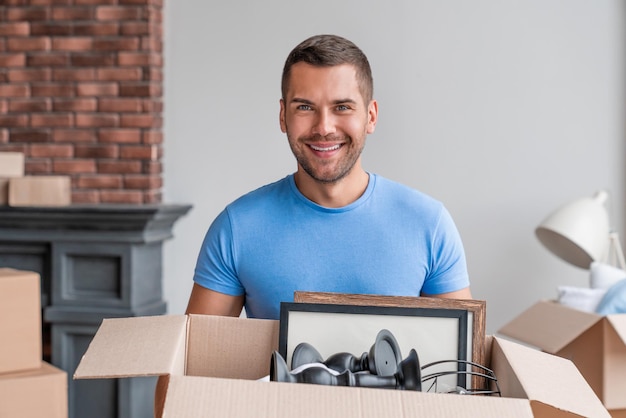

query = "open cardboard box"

[
  {"left": 499, "top": 300, "right": 626, "bottom": 417},
  {"left": 74, "top": 314, "right": 610, "bottom": 418}
]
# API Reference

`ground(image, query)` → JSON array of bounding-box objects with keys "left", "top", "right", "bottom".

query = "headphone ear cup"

[{"left": 368, "top": 329, "right": 402, "bottom": 376}]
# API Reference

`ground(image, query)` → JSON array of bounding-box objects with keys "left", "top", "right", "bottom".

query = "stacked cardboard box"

[
  {"left": 0, "top": 268, "right": 68, "bottom": 418},
  {"left": 0, "top": 152, "right": 71, "bottom": 206},
  {"left": 499, "top": 300, "right": 626, "bottom": 418}
]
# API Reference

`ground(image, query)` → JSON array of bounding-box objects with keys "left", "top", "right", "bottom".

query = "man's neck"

[{"left": 294, "top": 168, "right": 370, "bottom": 208}]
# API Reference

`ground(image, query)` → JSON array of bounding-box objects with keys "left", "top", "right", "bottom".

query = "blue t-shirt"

[{"left": 193, "top": 173, "right": 469, "bottom": 319}]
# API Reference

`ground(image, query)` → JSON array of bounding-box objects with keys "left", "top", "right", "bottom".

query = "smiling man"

[{"left": 186, "top": 34, "right": 472, "bottom": 320}]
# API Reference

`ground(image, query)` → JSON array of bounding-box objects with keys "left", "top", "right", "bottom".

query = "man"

[{"left": 187, "top": 34, "right": 471, "bottom": 319}]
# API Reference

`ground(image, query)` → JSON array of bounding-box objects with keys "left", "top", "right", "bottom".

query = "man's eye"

[
  {"left": 296, "top": 105, "right": 312, "bottom": 111},
  {"left": 336, "top": 105, "right": 350, "bottom": 111}
]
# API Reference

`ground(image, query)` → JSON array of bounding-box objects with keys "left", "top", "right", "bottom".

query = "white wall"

[{"left": 162, "top": 1, "right": 625, "bottom": 334}]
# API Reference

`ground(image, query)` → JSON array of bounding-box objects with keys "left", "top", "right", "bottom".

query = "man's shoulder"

[
  {"left": 371, "top": 174, "right": 442, "bottom": 210},
  {"left": 227, "top": 175, "right": 292, "bottom": 211}
]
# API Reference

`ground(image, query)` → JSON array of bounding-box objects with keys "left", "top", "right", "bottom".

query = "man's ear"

[
  {"left": 366, "top": 99, "right": 378, "bottom": 134},
  {"left": 279, "top": 99, "right": 287, "bottom": 133}
]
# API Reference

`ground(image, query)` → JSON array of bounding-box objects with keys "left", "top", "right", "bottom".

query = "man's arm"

[
  {"left": 185, "top": 283, "right": 245, "bottom": 316},
  {"left": 422, "top": 286, "right": 472, "bottom": 299}
]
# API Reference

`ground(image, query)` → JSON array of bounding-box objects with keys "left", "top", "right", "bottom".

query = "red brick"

[
  {"left": 123, "top": 174, "right": 162, "bottom": 189},
  {"left": 97, "top": 67, "right": 142, "bottom": 81},
  {"left": 51, "top": 7, "right": 95, "bottom": 20},
  {"left": 9, "top": 98, "right": 51, "bottom": 112},
  {"left": 76, "top": 82, "right": 118, "bottom": 97},
  {"left": 30, "top": 23, "right": 72, "bottom": 36},
  {"left": 144, "top": 160, "right": 161, "bottom": 174},
  {"left": 120, "top": 144, "right": 158, "bottom": 160},
  {"left": 98, "top": 128, "right": 140, "bottom": 143},
  {"left": 72, "top": 190, "right": 99, "bottom": 203},
  {"left": 53, "top": 98, "right": 97, "bottom": 112},
  {"left": 141, "top": 36, "right": 162, "bottom": 52},
  {"left": 119, "top": 83, "right": 161, "bottom": 97},
  {"left": 75, "top": 144, "right": 119, "bottom": 158},
  {"left": 0, "top": 114, "right": 29, "bottom": 127},
  {"left": 75, "top": 113, "right": 118, "bottom": 127},
  {"left": 52, "top": 129, "right": 95, "bottom": 142},
  {"left": 73, "top": 22, "right": 119, "bottom": 36},
  {"left": 10, "top": 129, "right": 51, "bottom": 142},
  {"left": 120, "top": 114, "right": 160, "bottom": 128},
  {"left": 0, "top": 129, "right": 8, "bottom": 144},
  {"left": 120, "top": 22, "right": 149, "bottom": 36},
  {"left": 141, "top": 99, "right": 162, "bottom": 113},
  {"left": 100, "top": 190, "right": 143, "bottom": 204},
  {"left": 71, "top": 54, "right": 116, "bottom": 67},
  {"left": 25, "top": 159, "right": 52, "bottom": 174},
  {"left": 30, "top": 143, "right": 74, "bottom": 158},
  {"left": 7, "top": 68, "right": 51, "bottom": 82},
  {"left": 51, "top": 37, "right": 93, "bottom": 51},
  {"left": 31, "top": 113, "right": 74, "bottom": 128},
  {"left": 142, "top": 130, "right": 162, "bottom": 144},
  {"left": 0, "top": 22, "right": 30, "bottom": 36},
  {"left": 0, "top": 84, "right": 29, "bottom": 97},
  {"left": 27, "top": 53, "right": 69, "bottom": 67},
  {"left": 53, "top": 68, "right": 96, "bottom": 81},
  {"left": 31, "top": 0, "right": 73, "bottom": 5},
  {"left": 75, "top": 0, "right": 117, "bottom": 5},
  {"left": 7, "top": 37, "right": 51, "bottom": 52},
  {"left": 53, "top": 159, "right": 96, "bottom": 174},
  {"left": 144, "top": 191, "right": 162, "bottom": 204},
  {"left": 76, "top": 175, "right": 122, "bottom": 189},
  {"left": 146, "top": 68, "right": 162, "bottom": 81},
  {"left": 0, "top": 53, "right": 26, "bottom": 67},
  {"left": 0, "top": 100, "right": 7, "bottom": 113},
  {"left": 117, "top": 52, "right": 161, "bottom": 66},
  {"left": 99, "top": 98, "right": 142, "bottom": 112},
  {"left": 96, "top": 6, "right": 142, "bottom": 20},
  {"left": 93, "top": 38, "right": 140, "bottom": 52},
  {"left": 97, "top": 160, "right": 141, "bottom": 174},
  {"left": 6, "top": 8, "right": 50, "bottom": 21},
  {"left": 31, "top": 83, "right": 74, "bottom": 97}
]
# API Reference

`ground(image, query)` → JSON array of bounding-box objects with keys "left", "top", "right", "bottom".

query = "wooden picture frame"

[
  {"left": 279, "top": 301, "right": 471, "bottom": 389},
  {"left": 294, "top": 291, "right": 487, "bottom": 374}
]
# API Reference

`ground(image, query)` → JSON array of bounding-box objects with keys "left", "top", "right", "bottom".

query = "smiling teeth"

[{"left": 310, "top": 144, "right": 341, "bottom": 152}]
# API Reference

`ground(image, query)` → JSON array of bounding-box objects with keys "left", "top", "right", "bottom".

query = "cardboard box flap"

[
  {"left": 74, "top": 315, "right": 188, "bottom": 379},
  {"left": 186, "top": 314, "right": 279, "bottom": 379},
  {"left": 607, "top": 314, "right": 626, "bottom": 344},
  {"left": 493, "top": 337, "right": 610, "bottom": 418},
  {"left": 498, "top": 301, "right": 601, "bottom": 352},
  {"left": 163, "top": 375, "right": 534, "bottom": 418}
]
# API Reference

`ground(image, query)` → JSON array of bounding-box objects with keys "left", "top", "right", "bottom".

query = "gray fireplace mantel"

[{"left": 0, "top": 203, "right": 192, "bottom": 418}]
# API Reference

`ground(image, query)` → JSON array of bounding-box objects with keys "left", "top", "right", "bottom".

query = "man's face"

[{"left": 280, "top": 63, "right": 377, "bottom": 184}]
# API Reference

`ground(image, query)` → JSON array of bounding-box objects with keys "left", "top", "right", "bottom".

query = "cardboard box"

[
  {"left": 499, "top": 300, "right": 626, "bottom": 416},
  {"left": 0, "top": 268, "right": 42, "bottom": 374},
  {"left": 0, "top": 152, "right": 25, "bottom": 205},
  {"left": 0, "top": 152, "right": 25, "bottom": 177},
  {"left": 9, "top": 176, "right": 71, "bottom": 207},
  {"left": 0, "top": 361, "right": 68, "bottom": 418},
  {"left": 75, "top": 314, "right": 610, "bottom": 418}
]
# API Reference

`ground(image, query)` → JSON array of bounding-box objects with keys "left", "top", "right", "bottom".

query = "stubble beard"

[{"left": 289, "top": 133, "right": 366, "bottom": 184}]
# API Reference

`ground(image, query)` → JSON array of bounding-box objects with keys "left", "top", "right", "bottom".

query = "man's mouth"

[{"left": 308, "top": 144, "right": 342, "bottom": 152}]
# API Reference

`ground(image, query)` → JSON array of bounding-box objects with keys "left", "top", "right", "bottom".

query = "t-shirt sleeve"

[
  {"left": 193, "top": 209, "right": 245, "bottom": 296},
  {"left": 420, "top": 206, "right": 470, "bottom": 295}
]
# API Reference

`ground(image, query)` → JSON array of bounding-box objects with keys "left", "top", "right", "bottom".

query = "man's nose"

[{"left": 312, "top": 110, "right": 336, "bottom": 137}]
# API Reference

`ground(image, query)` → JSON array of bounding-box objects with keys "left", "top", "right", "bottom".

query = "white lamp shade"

[{"left": 535, "top": 191, "right": 610, "bottom": 269}]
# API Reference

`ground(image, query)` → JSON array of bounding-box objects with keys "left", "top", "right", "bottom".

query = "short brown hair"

[{"left": 281, "top": 34, "right": 374, "bottom": 104}]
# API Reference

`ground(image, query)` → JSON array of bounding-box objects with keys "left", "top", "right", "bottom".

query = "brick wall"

[{"left": 0, "top": 0, "right": 163, "bottom": 204}]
